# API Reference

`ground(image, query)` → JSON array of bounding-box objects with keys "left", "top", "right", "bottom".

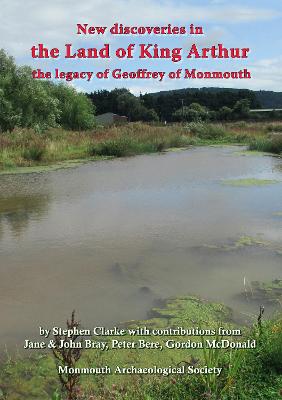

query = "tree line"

[
  {"left": 87, "top": 88, "right": 261, "bottom": 123},
  {"left": 88, "top": 87, "right": 282, "bottom": 123},
  {"left": 87, "top": 89, "right": 159, "bottom": 122},
  {"left": 140, "top": 88, "right": 259, "bottom": 121}
]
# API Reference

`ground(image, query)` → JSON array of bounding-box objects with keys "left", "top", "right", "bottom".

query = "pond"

[{"left": 0, "top": 146, "right": 281, "bottom": 348}]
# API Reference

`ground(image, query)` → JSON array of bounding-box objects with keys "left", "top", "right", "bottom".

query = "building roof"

[{"left": 250, "top": 109, "right": 282, "bottom": 112}]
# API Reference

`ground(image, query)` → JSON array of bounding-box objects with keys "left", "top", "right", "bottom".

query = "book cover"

[{"left": 0, "top": 1, "right": 281, "bottom": 399}]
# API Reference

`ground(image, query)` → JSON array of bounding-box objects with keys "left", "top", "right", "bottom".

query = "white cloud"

[
  {"left": 66, "top": 81, "right": 86, "bottom": 92},
  {"left": 180, "top": 26, "right": 229, "bottom": 49},
  {"left": 0, "top": 0, "right": 280, "bottom": 58},
  {"left": 248, "top": 57, "right": 282, "bottom": 90}
]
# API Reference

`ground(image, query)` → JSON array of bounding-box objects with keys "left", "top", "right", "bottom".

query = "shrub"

[
  {"left": 22, "top": 145, "right": 46, "bottom": 161},
  {"left": 89, "top": 138, "right": 136, "bottom": 157},
  {"left": 186, "top": 123, "right": 229, "bottom": 139},
  {"left": 173, "top": 103, "right": 209, "bottom": 123}
]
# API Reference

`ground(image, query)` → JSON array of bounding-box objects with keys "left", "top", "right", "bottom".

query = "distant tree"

[
  {"left": 217, "top": 106, "right": 233, "bottom": 121},
  {"left": 116, "top": 92, "right": 138, "bottom": 120},
  {"left": 139, "top": 88, "right": 260, "bottom": 122},
  {"left": 0, "top": 89, "right": 21, "bottom": 132},
  {"left": 232, "top": 99, "right": 250, "bottom": 119},
  {"left": 0, "top": 50, "right": 21, "bottom": 131},
  {"left": 172, "top": 103, "right": 209, "bottom": 122},
  {"left": 141, "top": 108, "right": 158, "bottom": 122},
  {"left": 12, "top": 67, "right": 60, "bottom": 129},
  {"left": 116, "top": 91, "right": 159, "bottom": 122},
  {"left": 87, "top": 88, "right": 129, "bottom": 115},
  {"left": 51, "top": 83, "right": 95, "bottom": 130}
]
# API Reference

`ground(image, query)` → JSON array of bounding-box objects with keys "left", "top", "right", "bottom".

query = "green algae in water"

[
  {"left": 222, "top": 178, "right": 280, "bottom": 187},
  {"left": 234, "top": 150, "right": 271, "bottom": 157},
  {"left": 130, "top": 295, "right": 234, "bottom": 329},
  {"left": 202, "top": 235, "right": 268, "bottom": 250},
  {"left": 0, "top": 156, "right": 111, "bottom": 176},
  {"left": 243, "top": 279, "right": 282, "bottom": 304},
  {"left": 0, "top": 160, "right": 85, "bottom": 175},
  {"left": 235, "top": 236, "right": 269, "bottom": 248},
  {"left": 273, "top": 211, "right": 282, "bottom": 217},
  {"left": 201, "top": 235, "right": 282, "bottom": 254},
  {"left": 163, "top": 147, "right": 190, "bottom": 153}
]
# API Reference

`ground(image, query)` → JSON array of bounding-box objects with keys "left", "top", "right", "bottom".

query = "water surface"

[{"left": 0, "top": 146, "right": 282, "bottom": 348}]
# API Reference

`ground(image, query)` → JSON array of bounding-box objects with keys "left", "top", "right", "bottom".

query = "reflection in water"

[
  {"left": 0, "top": 146, "right": 282, "bottom": 348},
  {"left": 0, "top": 195, "right": 50, "bottom": 237}
]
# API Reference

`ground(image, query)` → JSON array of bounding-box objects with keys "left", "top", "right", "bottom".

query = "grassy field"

[{"left": 0, "top": 121, "right": 282, "bottom": 172}]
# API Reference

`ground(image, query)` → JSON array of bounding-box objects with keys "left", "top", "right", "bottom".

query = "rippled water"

[{"left": 0, "top": 146, "right": 282, "bottom": 348}]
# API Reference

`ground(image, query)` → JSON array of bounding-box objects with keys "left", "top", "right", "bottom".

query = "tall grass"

[
  {"left": 88, "top": 131, "right": 194, "bottom": 158},
  {"left": 0, "top": 123, "right": 195, "bottom": 168},
  {"left": 249, "top": 135, "right": 282, "bottom": 154},
  {"left": 1, "top": 122, "right": 282, "bottom": 171},
  {"left": 23, "top": 145, "right": 46, "bottom": 161}
]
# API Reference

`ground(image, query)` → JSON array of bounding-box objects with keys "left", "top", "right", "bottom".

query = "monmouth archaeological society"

[{"left": 57, "top": 365, "right": 223, "bottom": 377}]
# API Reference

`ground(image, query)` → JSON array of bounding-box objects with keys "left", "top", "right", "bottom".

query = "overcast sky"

[{"left": 0, "top": 0, "right": 281, "bottom": 94}]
